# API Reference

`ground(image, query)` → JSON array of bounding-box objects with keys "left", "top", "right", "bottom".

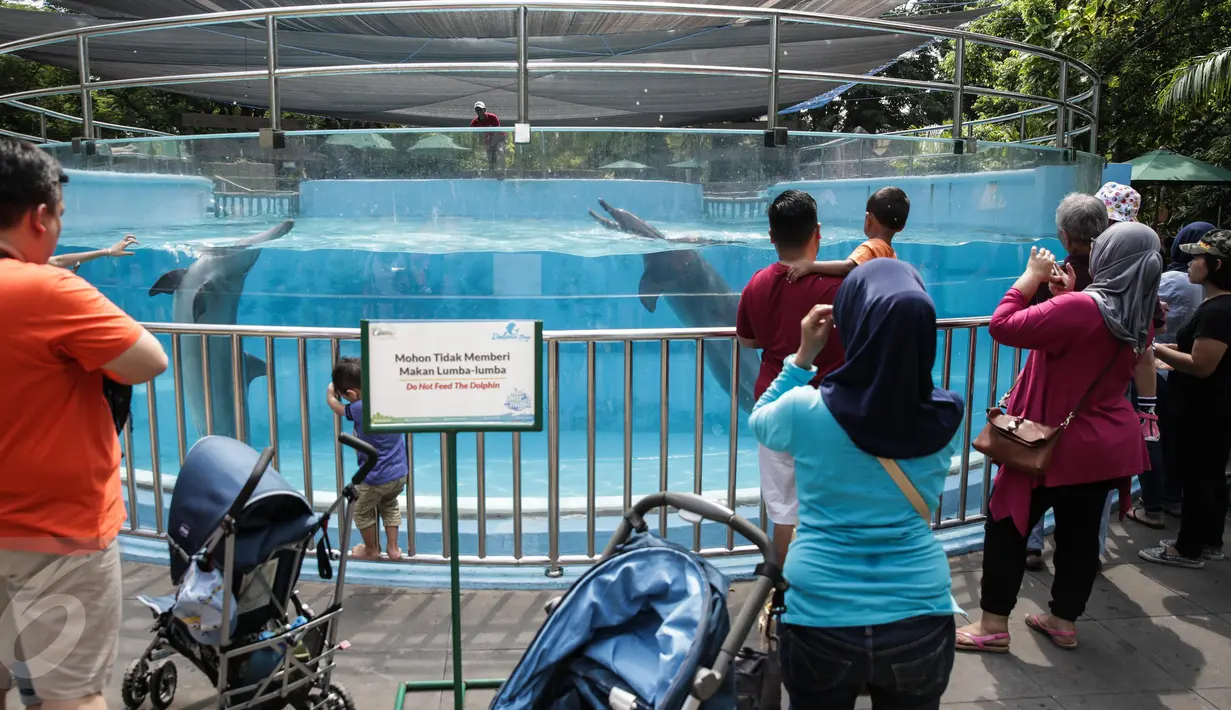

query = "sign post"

[{"left": 368, "top": 320, "right": 543, "bottom": 710}]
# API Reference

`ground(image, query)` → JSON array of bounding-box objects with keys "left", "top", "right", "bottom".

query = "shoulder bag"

[
  {"left": 972, "top": 348, "right": 1124, "bottom": 477},
  {"left": 878, "top": 457, "right": 931, "bottom": 521}
]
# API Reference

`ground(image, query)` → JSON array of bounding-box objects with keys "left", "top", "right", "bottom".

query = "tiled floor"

[{"left": 50, "top": 517, "right": 1231, "bottom": 709}]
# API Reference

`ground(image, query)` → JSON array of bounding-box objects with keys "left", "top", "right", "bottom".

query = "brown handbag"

[{"left": 973, "top": 348, "right": 1124, "bottom": 477}]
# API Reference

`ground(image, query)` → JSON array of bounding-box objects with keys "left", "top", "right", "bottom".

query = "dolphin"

[
  {"left": 590, "top": 200, "right": 760, "bottom": 413},
  {"left": 149, "top": 219, "right": 294, "bottom": 439}
]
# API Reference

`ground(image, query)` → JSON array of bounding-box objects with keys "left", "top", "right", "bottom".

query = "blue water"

[{"left": 60, "top": 214, "right": 1057, "bottom": 555}]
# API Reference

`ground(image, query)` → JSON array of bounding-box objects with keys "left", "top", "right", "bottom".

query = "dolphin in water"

[
  {"left": 149, "top": 220, "right": 294, "bottom": 439},
  {"left": 590, "top": 200, "right": 760, "bottom": 413}
]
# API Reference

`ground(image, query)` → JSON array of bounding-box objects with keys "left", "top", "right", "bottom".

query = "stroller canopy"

[
  {"left": 168, "top": 436, "right": 320, "bottom": 583},
  {"left": 491, "top": 533, "right": 732, "bottom": 709}
]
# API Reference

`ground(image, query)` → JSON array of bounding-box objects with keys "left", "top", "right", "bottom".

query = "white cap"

[{"left": 474, "top": 101, "right": 486, "bottom": 110}]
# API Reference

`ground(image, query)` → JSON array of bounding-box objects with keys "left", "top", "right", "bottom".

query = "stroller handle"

[
  {"left": 226, "top": 446, "right": 275, "bottom": 523},
  {"left": 604, "top": 492, "right": 779, "bottom": 570},
  {"left": 339, "top": 433, "right": 380, "bottom": 485}
]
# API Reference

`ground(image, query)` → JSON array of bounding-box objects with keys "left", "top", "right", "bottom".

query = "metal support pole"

[
  {"left": 76, "top": 35, "right": 93, "bottom": 140},
  {"left": 767, "top": 15, "right": 779, "bottom": 132},
  {"left": 951, "top": 37, "right": 964, "bottom": 147},
  {"left": 443, "top": 431, "right": 464, "bottom": 710},
  {"left": 1090, "top": 81, "right": 1101, "bottom": 155},
  {"left": 1019, "top": 114, "right": 1027, "bottom": 143},
  {"left": 1056, "top": 61, "right": 1068, "bottom": 148},
  {"left": 517, "top": 6, "right": 529, "bottom": 123},
  {"left": 266, "top": 15, "right": 281, "bottom": 130},
  {"left": 39, "top": 113, "right": 46, "bottom": 141}
]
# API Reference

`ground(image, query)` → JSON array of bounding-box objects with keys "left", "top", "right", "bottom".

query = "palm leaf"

[{"left": 1158, "top": 47, "right": 1231, "bottom": 112}]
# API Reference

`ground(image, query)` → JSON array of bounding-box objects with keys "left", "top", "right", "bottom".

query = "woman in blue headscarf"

[{"left": 749, "top": 258, "right": 964, "bottom": 710}]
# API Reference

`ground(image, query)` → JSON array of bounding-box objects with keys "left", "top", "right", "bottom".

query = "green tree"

[{"left": 1160, "top": 47, "right": 1231, "bottom": 111}]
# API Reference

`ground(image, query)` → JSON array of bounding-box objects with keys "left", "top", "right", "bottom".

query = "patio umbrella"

[
  {"left": 1129, "top": 150, "right": 1231, "bottom": 184},
  {"left": 407, "top": 134, "right": 471, "bottom": 159},
  {"left": 1128, "top": 149, "right": 1231, "bottom": 227},
  {"left": 324, "top": 132, "right": 395, "bottom": 150},
  {"left": 600, "top": 160, "right": 650, "bottom": 169}
]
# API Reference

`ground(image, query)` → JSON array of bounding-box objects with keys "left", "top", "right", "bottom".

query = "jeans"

[
  {"left": 779, "top": 615, "right": 955, "bottom": 710},
  {"left": 1173, "top": 410, "right": 1231, "bottom": 559},
  {"left": 1026, "top": 491, "right": 1114, "bottom": 558},
  {"left": 981, "top": 480, "right": 1116, "bottom": 621}
]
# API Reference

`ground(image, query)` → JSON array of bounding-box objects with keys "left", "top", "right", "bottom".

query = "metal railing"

[
  {"left": 0, "top": 0, "right": 1098, "bottom": 151},
  {"left": 117, "top": 317, "right": 1015, "bottom": 575}
]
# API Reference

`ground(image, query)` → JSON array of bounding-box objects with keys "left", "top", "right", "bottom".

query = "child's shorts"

[{"left": 353, "top": 479, "right": 405, "bottom": 530}]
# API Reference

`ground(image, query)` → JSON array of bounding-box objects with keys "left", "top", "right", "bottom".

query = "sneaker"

[
  {"left": 1139, "top": 546, "right": 1204, "bottom": 569},
  {"left": 1158, "top": 539, "right": 1224, "bottom": 561},
  {"left": 1139, "top": 410, "right": 1160, "bottom": 442}
]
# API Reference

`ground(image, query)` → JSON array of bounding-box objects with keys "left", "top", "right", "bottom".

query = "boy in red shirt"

[
  {"left": 470, "top": 101, "right": 503, "bottom": 170},
  {"left": 736, "top": 189, "right": 847, "bottom": 563}
]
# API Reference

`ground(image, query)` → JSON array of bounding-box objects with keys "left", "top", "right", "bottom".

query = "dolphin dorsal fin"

[
  {"left": 149, "top": 268, "right": 189, "bottom": 297},
  {"left": 638, "top": 270, "right": 661, "bottom": 313},
  {"left": 243, "top": 353, "right": 268, "bottom": 385}
]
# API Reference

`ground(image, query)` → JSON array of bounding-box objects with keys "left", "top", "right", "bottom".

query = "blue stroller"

[
  {"left": 121, "top": 433, "right": 379, "bottom": 710},
  {"left": 489, "top": 492, "right": 784, "bottom": 710}
]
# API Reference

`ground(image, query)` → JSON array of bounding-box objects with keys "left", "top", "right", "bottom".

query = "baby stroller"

[
  {"left": 121, "top": 433, "right": 379, "bottom": 710},
  {"left": 489, "top": 492, "right": 785, "bottom": 710}
]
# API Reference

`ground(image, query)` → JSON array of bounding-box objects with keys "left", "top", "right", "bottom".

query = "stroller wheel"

[
  {"left": 324, "top": 683, "right": 356, "bottom": 710},
  {"left": 121, "top": 659, "right": 149, "bottom": 709},
  {"left": 149, "top": 662, "right": 178, "bottom": 710}
]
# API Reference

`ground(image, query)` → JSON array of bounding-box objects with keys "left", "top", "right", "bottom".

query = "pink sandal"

[
  {"left": 1025, "top": 614, "right": 1077, "bottom": 649},
  {"left": 955, "top": 630, "right": 1011, "bottom": 654}
]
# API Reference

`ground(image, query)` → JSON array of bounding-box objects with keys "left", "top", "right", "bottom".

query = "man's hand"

[
  {"left": 107, "top": 235, "right": 138, "bottom": 257},
  {"left": 794, "top": 304, "right": 834, "bottom": 368}
]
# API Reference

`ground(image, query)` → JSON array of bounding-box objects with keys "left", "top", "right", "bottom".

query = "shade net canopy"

[{"left": 0, "top": 3, "right": 986, "bottom": 126}]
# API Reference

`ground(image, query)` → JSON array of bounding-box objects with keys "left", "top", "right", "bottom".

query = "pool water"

[{"left": 60, "top": 215, "right": 1059, "bottom": 553}]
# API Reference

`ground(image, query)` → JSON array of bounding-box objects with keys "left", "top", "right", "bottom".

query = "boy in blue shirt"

[{"left": 326, "top": 357, "right": 409, "bottom": 560}]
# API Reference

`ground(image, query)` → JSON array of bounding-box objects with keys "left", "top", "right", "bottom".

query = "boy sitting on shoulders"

[
  {"left": 786, "top": 186, "right": 910, "bottom": 281},
  {"left": 326, "top": 357, "right": 409, "bottom": 560}
]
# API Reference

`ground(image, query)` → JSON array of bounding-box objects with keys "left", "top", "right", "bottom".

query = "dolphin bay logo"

[
  {"left": 492, "top": 322, "right": 531, "bottom": 342},
  {"left": 504, "top": 388, "right": 532, "bottom": 413}
]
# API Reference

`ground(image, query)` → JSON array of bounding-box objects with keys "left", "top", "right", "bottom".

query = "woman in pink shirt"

[{"left": 956, "top": 222, "right": 1161, "bottom": 653}]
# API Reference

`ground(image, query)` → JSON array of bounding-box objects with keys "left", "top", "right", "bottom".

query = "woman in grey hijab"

[
  {"left": 958, "top": 224, "right": 1159, "bottom": 654},
  {"left": 1084, "top": 222, "right": 1164, "bottom": 353}
]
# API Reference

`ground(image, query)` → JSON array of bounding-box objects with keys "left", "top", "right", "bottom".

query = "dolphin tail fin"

[
  {"left": 243, "top": 352, "right": 268, "bottom": 386},
  {"left": 588, "top": 209, "right": 621, "bottom": 232},
  {"left": 638, "top": 269, "right": 661, "bottom": 313},
  {"left": 149, "top": 268, "right": 188, "bottom": 297}
]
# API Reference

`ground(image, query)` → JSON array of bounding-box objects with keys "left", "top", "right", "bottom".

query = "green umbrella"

[
  {"left": 600, "top": 159, "right": 649, "bottom": 169},
  {"left": 667, "top": 158, "right": 703, "bottom": 168},
  {"left": 409, "top": 134, "right": 469, "bottom": 152},
  {"left": 1129, "top": 149, "right": 1231, "bottom": 184},
  {"left": 324, "top": 132, "right": 395, "bottom": 150}
]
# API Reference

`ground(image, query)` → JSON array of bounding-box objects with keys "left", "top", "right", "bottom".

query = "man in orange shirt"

[
  {"left": 0, "top": 138, "right": 167, "bottom": 710},
  {"left": 785, "top": 186, "right": 910, "bottom": 280}
]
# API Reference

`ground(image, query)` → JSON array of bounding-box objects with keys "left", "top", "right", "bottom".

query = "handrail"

[
  {"left": 0, "top": 0, "right": 1099, "bottom": 151},
  {"left": 1, "top": 100, "right": 172, "bottom": 137},
  {"left": 140, "top": 317, "right": 994, "bottom": 340}
]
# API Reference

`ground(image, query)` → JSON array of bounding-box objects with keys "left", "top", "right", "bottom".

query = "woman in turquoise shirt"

[{"left": 749, "top": 259, "right": 964, "bottom": 710}]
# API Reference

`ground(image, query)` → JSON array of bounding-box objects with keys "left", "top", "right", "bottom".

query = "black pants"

[
  {"left": 1147, "top": 373, "right": 1185, "bottom": 511},
  {"left": 1173, "top": 411, "right": 1231, "bottom": 559},
  {"left": 981, "top": 480, "right": 1116, "bottom": 621},
  {"left": 780, "top": 615, "right": 955, "bottom": 710}
]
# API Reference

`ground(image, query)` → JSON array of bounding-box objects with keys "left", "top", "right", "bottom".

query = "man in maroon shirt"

[
  {"left": 736, "top": 189, "right": 846, "bottom": 563},
  {"left": 470, "top": 101, "right": 503, "bottom": 170}
]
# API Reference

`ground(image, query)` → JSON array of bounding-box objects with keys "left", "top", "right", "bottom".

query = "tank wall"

[{"left": 62, "top": 169, "right": 213, "bottom": 229}]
